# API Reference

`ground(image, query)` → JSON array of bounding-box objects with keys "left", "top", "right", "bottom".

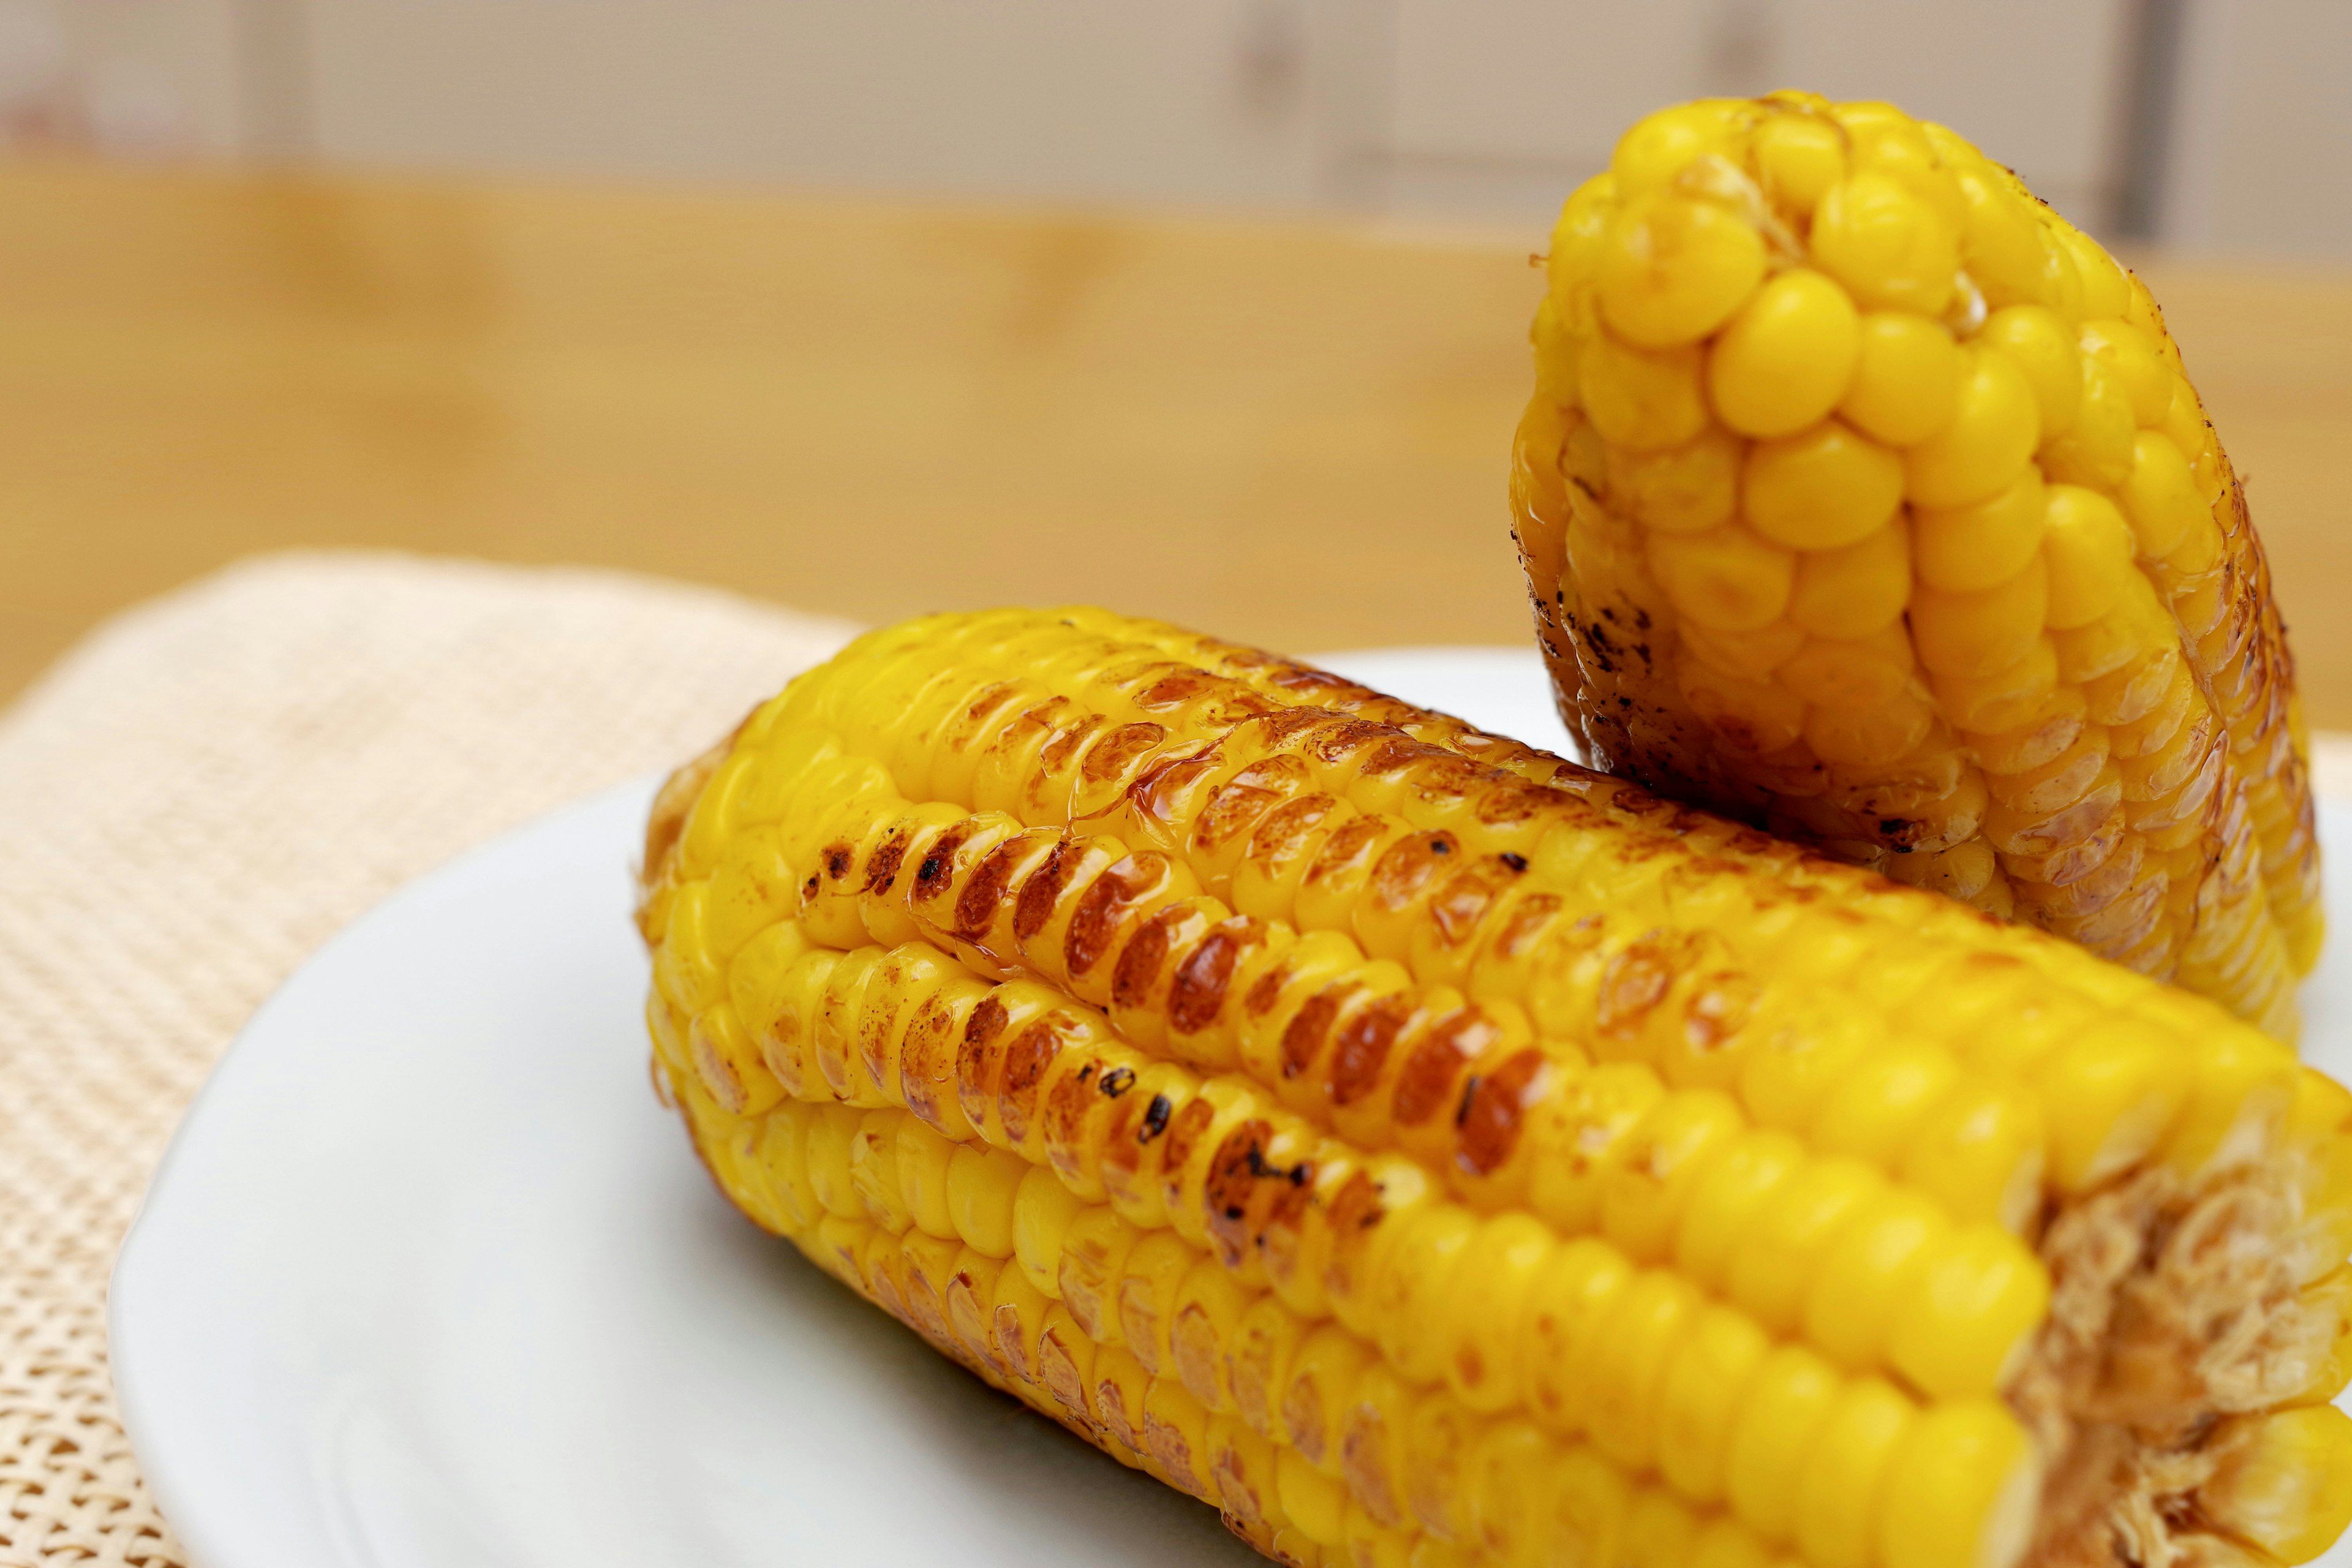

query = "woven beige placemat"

[{"left": 0, "top": 552, "right": 856, "bottom": 1567}]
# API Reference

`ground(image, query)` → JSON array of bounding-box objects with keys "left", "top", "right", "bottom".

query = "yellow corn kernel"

[
  {"left": 1170, "top": 1257, "right": 1253, "bottom": 1411},
  {"left": 1725, "top": 1344, "right": 1842, "bottom": 1543},
  {"left": 1648, "top": 525, "right": 1797, "bottom": 632},
  {"left": 1898, "top": 1080, "right": 2046, "bottom": 1231},
  {"left": 1708, "top": 270, "right": 1861, "bottom": 437},
  {"left": 1977, "top": 304, "right": 2082, "bottom": 440},
  {"left": 1886, "top": 1224, "right": 2051, "bottom": 1398},
  {"left": 1905, "top": 347, "right": 2041, "bottom": 509},
  {"left": 1787, "top": 522, "right": 1911, "bottom": 640},
  {"left": 1754, "top": 110, "right": 1845, "bottom": 216},
  {"left": 1012, "top": 1161, "right": 1083, "bottom": 1295},
  {"left": 1602, "top": 1090, "right": 1746, "bottom": 1262},
  {"left": 946, "top": 1140, "right": 1027, "bottom": 1256},
  {"left": 1727, "top": 1156, "right": 1883, "bottom": 1333},
  {"left": 1743, "top": 420, "right": 1904, "bottom": 551},
  {"left": 1054, "top": 1204, "right": 1139, "bottom": 1343},
  {"left": 1605, "top": 425, "right": 1743, "bottom": 538},
  {"left": 1812, "top": 170, "right": 1957, "bottom": 315},
  {"left": 2117, "top": 429, "right": 2204, "bottom": 559},
  {"left": 1583, "top": 332, "right": 1711, "bottom": 452},
  {"left": 1442, "top": 1213, "right": 1553, "bottom": 1413},
  {"left": 1912, "top": 468, "right": 2047, "bottom": 594},
  {"left": 1675, "top": 1129, "right": 1807, "bottom": 1289},
  {"left": 2040, "top": 356, "right": 2136, "bottom": 491},
  {"left": 1796, "top": 1376, "right": 1918, "bottom": 1568},
  {"left": 1656, "top": 1302, "right": 1770, "bottom": 1502},
  {"left": 1775, "top": 627, "right": 1912, "bottom": 710},
  {"left": 2037, "top": 1026, "right": 2193, "bottom": 1193},
  {"left": 1521, "top": 1237, "right": 1634, "bottom": 1435},
  {"left": 1801, "top": 1188, "right": 1949, "bottom": 1370},
  {"left": 2198, "top": 1408, "right": 2352, "bottom": 1566},
  {"left": 1876, "top": 1401, "right": 2041, "bottom": 1568},
  {"left": 2040, "top": 485, "right": 2139, "bottom": 630},
  {"left": 1579, "top": 1268, "right": 1702, "bottom": 1471},
  {"left": 1118, "top": 1229, "right": 1200, "bottom": 1374},
  {"left": 1532, "top": 296, "right": 1581, "bottom": 407},
  {"left": 850, "top": 1107, "right": 914, "bottom": 1231},
  {"left": 804, "top": 1101, "right": 864, "bottom": 1219},
  {"left": 1621, "top": 1487, "right": 1703, "bottom": 1568},
  {"left": 2059, "top": 225, "right": 2132, "bottom": 317},
  {"left": 1611, "top": 104, "right": 1736, "bottom": 200},
  {"left": 1679, "top": 659, "right": 1807, "bottom": 756},
  {"left": 1911, "top": 555, "right": 2049, "bottom": 679},
  {"left": 2079, "top": 318, "right": 2173, "bottom": 426},
  {"left": 1841, "top": 310, "right": 1962, "bottom": 446},
  {"left": 1598, "top": 193, "right": 1769, "bottom": 349},
  {"left": 1549, "top": 175, "right": 1618, "bottom": 304}
]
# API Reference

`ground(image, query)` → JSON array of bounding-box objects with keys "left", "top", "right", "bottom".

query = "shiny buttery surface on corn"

[
  {"left": 1510, "top": 92, "right": 2320, "bottom": 1038},
  {"left": 638, "top": 608, "right": 2352, "bottom": 1568}
]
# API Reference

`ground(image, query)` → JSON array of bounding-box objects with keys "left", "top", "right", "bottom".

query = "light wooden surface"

[{"left": 4, "top": 159, "right": 2351, "bottom": 722}]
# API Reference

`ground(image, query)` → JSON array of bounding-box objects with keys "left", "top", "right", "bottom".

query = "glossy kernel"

[
  {"left": 1708, "top": 270, "right": 1861, "bottom": 438},
  {"left": 1913, "top": 470, "right": 2047, "bottom": 594},
  {"left": 1599, "top": 194, "right": 1770, "bottom": 349},
  {"left": 1812, "top": 170, "right": 1958, "bottom": 315},
  {"left": 1649, "top": 525, "right": 1798, "bottom": 633},
  {"left": 1839, "top": 312, "right": 1962, "bottom": 447},
  {"left": 2040, "top": 486, "right": 2139, "bottom": 631},
  {"left": 1905, "top": 347, "right": 2041, "bottom": 509},
  {"left": 1978, "top": 304, "right": 2082, "bottom": 440},
  {"left": 1743, "top": 420, "right": 1905, "bottom": 551}
]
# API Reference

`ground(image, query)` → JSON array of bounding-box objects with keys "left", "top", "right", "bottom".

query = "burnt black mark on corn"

[
  {"left": 1140, "top": 1093, "right": 1172, "bottom": 1141},
  {"left": 1097, "top": 1065, "right": 1136, "bottom": 1098}
]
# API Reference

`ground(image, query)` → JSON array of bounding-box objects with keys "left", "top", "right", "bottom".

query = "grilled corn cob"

[
  {"left": 640, "top": 606, "right": 2352, "bottom": 1568},
  {"left": 1512, "top": 92, "right": 2320, "bottom": 1038}
]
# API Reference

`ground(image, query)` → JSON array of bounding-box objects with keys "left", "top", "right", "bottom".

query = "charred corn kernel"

[
  {"left": 1913, "top": 469, "right": 2048, "bottom": 594},
  {"left": 1813, "top": 171, "right": 1956, "bottom": 315},
  {"left": 1708, "top": 270, "right": 1860, "bottom": 437},
  {"left": 1648, "top": 524, "right": 1796, "bottom": 631},
  {"left": 1743, "top": 420, "right": 1904, "bottom": 551},
  {"left": 1905, "top": 347, "right": 2040, "bottom": 509},
  {"left": 1598, "top": 194, "right": 1769, "bottom": 349},
  {"left": 1607, "top": 427, "right": 1744, "bottom": 536},
  {"left": 650, "top": 603, "right": 2352, "bottom": 1567},
  {"left": 1841, "top": 311, "right": 1962, "bottom": 445},
  {"left": 1978, "top": 304, "right": 2082, "bottom": 440},
  {"left": 1877, "top": 1401, "right": 2041, "bottom": 1568},
  {"left": 2040, "top": 486, "right": 2138, "bottom": 630},
  {"left": 2198, "top": 1408, "right": 2352, "bottom": 1566},
  {"left": 1584, "top": 333, "right": 1710, "bottom": 451},
  {"left": 1797, "top": 1376, "right": 1917, "bottom": 1568}
]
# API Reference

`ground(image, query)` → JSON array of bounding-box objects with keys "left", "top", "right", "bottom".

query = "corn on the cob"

[
  {"left": 1512, "top": 92, "right": 2320, "bottom": 1038},
  {"left": 639, "top": 606, "right": 2352, "bottom": 1568}
]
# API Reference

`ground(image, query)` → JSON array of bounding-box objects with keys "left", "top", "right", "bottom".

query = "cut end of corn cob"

[
  {"left": 1512, "top": 91, "right": 2320, "bottom": 1038},
  {"left": 639, "top": 607, "right": 2352, "bottom": 1568}
]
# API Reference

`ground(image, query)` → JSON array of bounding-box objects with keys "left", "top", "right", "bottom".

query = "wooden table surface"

[{"left": 4, "top": 159, "right": 2351, "bottom": 722}]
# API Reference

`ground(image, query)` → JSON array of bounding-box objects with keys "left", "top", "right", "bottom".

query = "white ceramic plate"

[{"left": 111, "top": 648, "right": 2352, "bottom": 1568}]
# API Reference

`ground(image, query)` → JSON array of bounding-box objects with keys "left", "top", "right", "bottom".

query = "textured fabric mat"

[{"left": 0, "top": 553, "right": 856, "bottom": 1567}]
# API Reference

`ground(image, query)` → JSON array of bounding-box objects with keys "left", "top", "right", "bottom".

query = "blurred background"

[{"left": 2, "top": 0, "right": 2348, "bottom": 709}]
